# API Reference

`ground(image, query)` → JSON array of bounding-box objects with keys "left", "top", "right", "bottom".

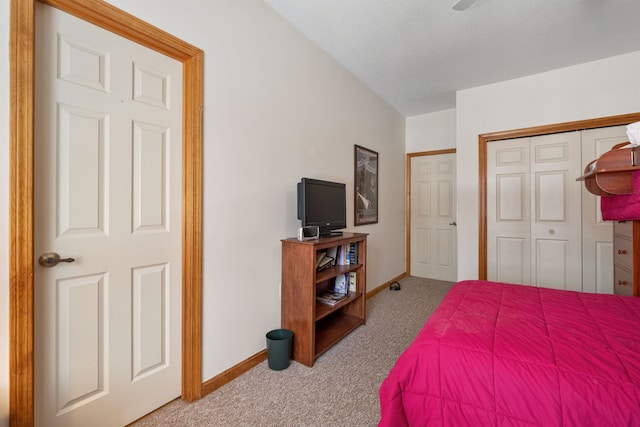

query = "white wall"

[
  {"left": 406, "top": 108, "right": 456, "bottom": 153},
  {"left": 0, "top": 1, "right": 405, "bottom": 418},
  {"left": 0, "top": 1, "right": 9, "bottom": 425},
  {"left": 455, "top": 50, "right": 640, "bottom": 280}
]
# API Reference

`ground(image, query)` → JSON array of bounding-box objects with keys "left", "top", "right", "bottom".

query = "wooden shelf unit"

[
  {"left": 281, "top": 232, "right": 367, "bottom": 367},
  {"left": 577, "top": 142, "right": 640, "bottom": 195}
]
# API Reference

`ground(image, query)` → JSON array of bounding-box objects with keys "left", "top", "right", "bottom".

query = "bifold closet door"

[
  {"left": 581, "top": 126, "right": 628, "bottom": 294},
  {"left": 529, "top": 132, "right": 582, "bottom": 291},
  {"left": 486, "top": 138, "right": 532, "bottom": 285},
  {"left": 487, "top": 132, "right": 583, "bottom": 291},
  {"left": 488, "top": 125, "right": 629, "bottom": 293}
]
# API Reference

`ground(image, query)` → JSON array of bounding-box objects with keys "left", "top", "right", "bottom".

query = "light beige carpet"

[{"left": 131, "top": 277, "right": 453, "bottom": 426}]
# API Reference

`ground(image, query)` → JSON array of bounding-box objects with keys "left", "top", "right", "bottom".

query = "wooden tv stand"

[{"left": 281, "top": 232, "right": 367, "bottom": 367}]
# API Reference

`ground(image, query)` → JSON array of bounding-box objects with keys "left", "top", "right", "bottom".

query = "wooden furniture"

[
  {"left": 577, "top": 142, "right": 640, "bottom": 195},
  {"left": 281, "top": 232, "right": 367, "bottom": 367},
  {"left": 578, "top": 143, "right": 640, "bottom": 296},
  {"left": 613, "top": 220, "right": 640, "bottom": 296}
]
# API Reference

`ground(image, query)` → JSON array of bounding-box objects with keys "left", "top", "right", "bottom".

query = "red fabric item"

[
  {"left": 601, "top": 171, "right": 640, "bottom": 220},
  {"left": 378, "top": 280, "right": 640, "bottom": 426}
]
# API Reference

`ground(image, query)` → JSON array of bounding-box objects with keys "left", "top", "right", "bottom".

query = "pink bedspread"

[{"left": 379, "top": 280, "right": 640, "bottom": 426}]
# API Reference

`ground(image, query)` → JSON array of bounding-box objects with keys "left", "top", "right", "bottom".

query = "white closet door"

[
  {"left": 581, "top": 125, "right": 628, "bottom": 293},
  {"left": 488, "top": 127, "right": 626, "bottom": 292},
  {"left": 487, "top": 138, "right": 531, "bottom": 285},
  {"left": 529, "top": 132, "right": 582, "bottom": 291},
  {"left": 488, "top": 132, "right": 582, "bottom": 290}
]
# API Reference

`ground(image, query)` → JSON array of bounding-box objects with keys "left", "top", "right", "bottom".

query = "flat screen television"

[{"left": 297, "top": 178, "right": 346, "bottom": 237}]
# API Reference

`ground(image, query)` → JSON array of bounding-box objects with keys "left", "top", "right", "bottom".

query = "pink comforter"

[{"left": 379, "top": 280, "right": 640, "bottom": 426}]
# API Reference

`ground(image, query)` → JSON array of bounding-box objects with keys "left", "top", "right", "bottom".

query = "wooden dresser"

[{"left": 613, "top": 220, "right": 640, "bottom": 296}]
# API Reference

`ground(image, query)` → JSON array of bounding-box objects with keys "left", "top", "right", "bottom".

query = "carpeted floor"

[{"left": 131, "top": 276, "right": 453, "bottom": 426}]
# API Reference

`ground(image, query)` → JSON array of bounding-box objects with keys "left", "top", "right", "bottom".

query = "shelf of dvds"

[{"left": 281, "top": 232, "right": 367, "bottom": 367}]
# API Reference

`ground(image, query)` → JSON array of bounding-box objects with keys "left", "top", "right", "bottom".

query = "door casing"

[
  {"left": 9, "top": 0, "right": 204, "bottom": 425},
  {"left": 479, "top": 113, "right": 640, "bottom": 279}
]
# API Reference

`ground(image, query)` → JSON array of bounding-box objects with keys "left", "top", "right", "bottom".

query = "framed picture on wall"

[{"left": 354, "top": 145, "right": 378, "bottom": 225}]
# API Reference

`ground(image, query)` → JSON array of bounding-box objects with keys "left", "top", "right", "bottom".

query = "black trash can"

[{"left": 266, "top": 329, "right": 293, "bottom": 371}]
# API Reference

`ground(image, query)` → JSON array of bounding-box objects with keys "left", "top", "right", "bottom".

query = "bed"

[{"left": 379, "top": 280, "right": 640, "bottom": 426}]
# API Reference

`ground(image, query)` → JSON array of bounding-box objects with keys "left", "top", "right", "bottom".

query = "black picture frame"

[{"left": 354, "top": 145, "right": 378, "bottom": 225}]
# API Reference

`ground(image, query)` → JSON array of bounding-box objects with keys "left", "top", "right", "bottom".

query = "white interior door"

[
  {"left": 34, "top": 4, "right": 183, "bottom": 426},
  {"left": 410, "top": 153, "right": 457, "bottom": 281}
]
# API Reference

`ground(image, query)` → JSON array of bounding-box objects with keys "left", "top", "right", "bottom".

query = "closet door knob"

[
  {"left": 618, "top": 280, "right": 628, "bottom": 286},
  {"left": 618, "top": 249, "right": 627, "bottom": 255}
]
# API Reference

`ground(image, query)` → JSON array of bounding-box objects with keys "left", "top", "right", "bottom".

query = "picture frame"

[{"left": 354, "top": 145, "right": 378, "bottom": 225}]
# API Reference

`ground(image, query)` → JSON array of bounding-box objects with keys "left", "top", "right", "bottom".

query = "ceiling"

[{"left": 264, "top": 0, "right": 640, "bottom": 117}]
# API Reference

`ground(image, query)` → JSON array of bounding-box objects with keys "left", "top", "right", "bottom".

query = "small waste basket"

[{"left": 266, "top": 328, "right": 293, "bottom": 371}]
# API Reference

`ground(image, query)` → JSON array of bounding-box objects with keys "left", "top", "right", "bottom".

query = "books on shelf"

[
  {"left": 333, "top": 273, "right": 348, "bottom": 294},
  {"left": 316, "top": 250, "right": 334, "bottom": 272},
  {"left": 317, "top": 273, "right": 353, "bottom": 306},
  {"left": 316, "top": 291, "right": 348, "bottom": 306},
  {"left": 336, "top": 244, "right": 348, "bottom": 266},
  {"left": 315, "top": 243, "right": 359, "bottom": 274},
  {"left": 348, "top": 242, "right": 358, "bottom": 264},
  {"left": 326, "top": 246, "right": 338, "bottom": 262},
  {"left": 348, "top": 272, "right": 357, "bottom": 292},
  {"left": 317, "top": 255, "right": 334, "bottom": 272},
  {"left": 335, "top": 243, "right": 358, "bottom": 266}
]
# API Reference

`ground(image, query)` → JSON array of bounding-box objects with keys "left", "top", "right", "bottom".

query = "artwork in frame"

[{"left": 354, "top": 145, "right": 378, "bottom": 225}]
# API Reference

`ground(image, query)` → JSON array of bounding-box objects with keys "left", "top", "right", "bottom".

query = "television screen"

[{"left": 297, "top": 178, "right": 346, "bottom": 237}]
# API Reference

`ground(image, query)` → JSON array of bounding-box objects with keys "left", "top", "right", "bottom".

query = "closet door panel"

[
  {"left": 581, "top": 126, "right": 627, "bottom": 293},
  {"left": 534, "top": 238, "right": 570, "bottom": 289},
  {"left": 495, "top": 237, "right": 528, "bottom": 284},
  {"left": 530, "top": 132, "right": 582, "bottom": 291},
  {"left": 487, "top": 139, "right": 531, "bottom": 285}
]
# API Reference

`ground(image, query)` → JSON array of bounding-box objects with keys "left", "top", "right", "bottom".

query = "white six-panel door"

[
  {"left": 34, "top": 4, "right": 183, "bottom": 426},
  {"left": 487, "top": 126, "right": 627, "bottom": 293},
  {"left": 488, "top": 132, "right": 583, "bottom": 291},
  {"left": 410, "top": 153, "right": 457, "bottom": 282}
]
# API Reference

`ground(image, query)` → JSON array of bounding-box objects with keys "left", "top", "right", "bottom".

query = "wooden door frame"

[
  {"left": 478, "top": 112, "right": 640, "bottom": 280},
  {"left": 10, "top": 0, "right": 204, "bottom": 424},
  {"left": 405, "top": 149, "right": 457, "bottom": 275}
]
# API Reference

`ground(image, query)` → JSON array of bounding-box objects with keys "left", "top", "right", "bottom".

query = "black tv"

[{"left": 297, "top": 178, "right": 346, "bottom": 237}]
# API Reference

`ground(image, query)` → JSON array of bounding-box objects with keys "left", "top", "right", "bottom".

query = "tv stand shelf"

[
  {"left": 314, "top": 312, "right": 362, "bottom": 356},
  {"left": 281, "top": 232, "right": 367, "bottom": 367},
  {"left": 315, "top": 291, "right": 362, "bottom": 320}
]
